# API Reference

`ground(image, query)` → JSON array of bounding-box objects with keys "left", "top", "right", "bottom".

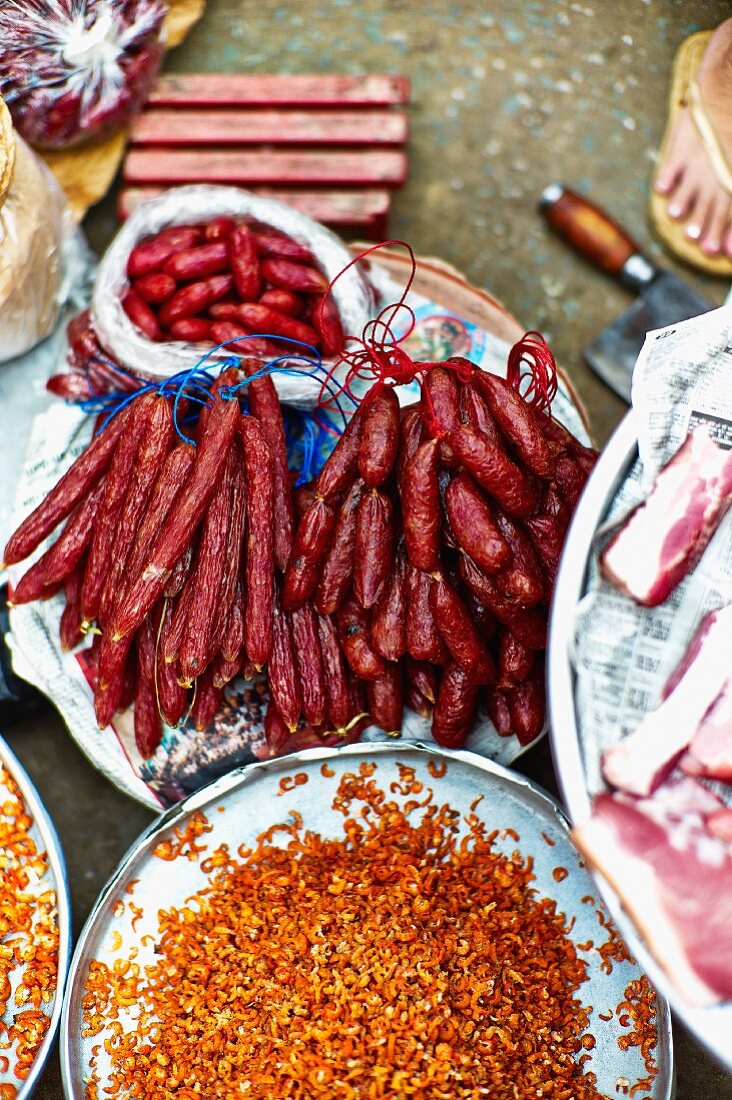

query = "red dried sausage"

[
  {"left": 358, "top": 387, "right": 400, "bottom": 488},
  {"left": 269, "top": 586, "right": 302, "bottom": 732},
  {"left": 209, "top": 443, "right": 247, "bottom": 656},
  {"left": 405, "top": 657, "right": 438, "bottom": 704},
  {"left": 396, "top": 403, "right": 424, "bottom": 495},
  {"left": 290, "top": 603, "right": 326, "bottom": 727},
  {"left": 259, "top": 288, "right": 304, "bottom": 317},
  {"left": 255, "top": 233, "right": 313, "bottom": 262},
  {"left": 204, "top": 216, "right": 236, "bottom": 241},
  {"left": 314, "top": 479, "right": 363, "bottom": 615},
  {"left": 177, "top": 447, "right": 236, "bottom": 684},
  {"left": 164, "top": 241, "right": 229, "bottom": 281},
  {"left": 405, "top": 564, "right": 448, "bottom": 664},
  {"left": 316, "top": 613, "right": 351, "bottom": 730},
  {"left": 244, "top": 366, "right": 294, "bottom": 572},
  {"left": 497, "top": 627, "right": 535, "bottom": 686},
  {"left": 157, "top": 599, "right": 190, "bottom": 727},
  {"left": 354, "top": 489, "right": 394, "bottom": 609},
  {"left": 283, "top": 496, "right": 336, "bottom": 611},
  {"left": 12, "top": 483, "right": 103, "bottom": 605},
  {"left": 370, "top": 547, "right": 406, "bottom": 662},
  {"left": 473, "top": 371, "right": 554, "bottom": 477},
  {"left": 236, "top": 303, "right": 318, "bottom": 348},
  {"left": 81, "top": 393, "right": 154, "bottom": 624},
  {"left": 192, "top": 667, "right": 223, "bottom": 733},
  {"left": 316, "top": 413, "right": 362, "bottom": 499},
  {"left": 169, "top": 318, "right": 212, "bottom": 342},
  {"left": 492, "top": 511, "right": 544, "bottom": 609},
  {"left": 554, "top": 454, "right": 586, "bottom": 509},
  {"left": 432, "top": 663, "right": 479, "bottom": 748},
  {"left": 126, "top": 227, "right": 200, "bottom": 278},
  {"left": 59, "top": 564, "right": 84, "bottom": 652},
  {"left": 508, "top": 659, "right": 545, "bottom": 746},
  {"left": 482, "top": 685, "right": 513, "bottom": 737},
  {"left": 458, "top": 554, "right": 547, "bottom": 650},
  {"left": 261, "top": 258, "right": 327, "bottom": 294},
  {"left": 134, "top": 272, "right": 177, "bottom": 304},
  {"left": 99, "top": 396, "right": 174, "bottom": 626},
  {"left": 430, "top": 573, "right": 495, "bottom": 684},
  {"left": 444, "top": 471, "right": 511, "bottom": 575},
  {"left": 240, "top": 414, "right": 275, "bottom": 670},
  {"left": 448, "top": 424, "right": 538, "bottom": 518},
  {"left": 523, "top": 513, "right": 567, "bottom": 594},
  {"left": 4, "top": 405, "right": 128, "bottom": 567},
  {"left": 311, "top": 294, "right": 345, "bottom": 357},
  {"left": 338, "top": 596, "right": 386, "bottom": 681},
  {"left": 423, "top": 366, "right": 460, "bottom": 464},
  {"left": 366, "top": 664, "right": 404, "bottom": 735},
  {"left": 402, "top": 439, "right": 441, "bottom": 572},
  {"left": 109, "top": 390, "right": 240, "bottom": 642},
  {"left": 134, "top": 614, "right": 163, "bottom": 756}
]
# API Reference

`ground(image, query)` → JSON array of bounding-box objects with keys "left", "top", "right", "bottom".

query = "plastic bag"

[
  {"left": 0, "top": 0, "right": 165, "bottom": 150},
  {"left": 92, "top": 185, "right": 376, "bottom": 407},
  {"left": 0, "top": 97, "right": 82, "bottom": 363}
]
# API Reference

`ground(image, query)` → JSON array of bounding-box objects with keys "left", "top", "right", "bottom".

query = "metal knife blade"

[
  {"left": 538, "top": 185, "right": 716, "bottom": 402},
  {"left": 584, "top": 271, "right": 714, "bottom": 402}
]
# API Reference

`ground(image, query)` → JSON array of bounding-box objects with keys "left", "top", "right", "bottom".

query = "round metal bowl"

[
  {"left": 548, "top": 409, "right": 731, "bottom": 1070},
  {"left": 61, "top": 742, "right": 673, "bottom": 1099},
  {"left": 0, "top": 734, "right": 72, "bottom": 1099}
]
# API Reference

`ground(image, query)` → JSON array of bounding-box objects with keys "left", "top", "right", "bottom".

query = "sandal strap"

[{"left": 687, "top": 78, "right": 732, "bottom": 195}]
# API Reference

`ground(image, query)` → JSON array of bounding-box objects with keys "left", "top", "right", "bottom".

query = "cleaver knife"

[{"left": 538, "top": 184, "right": 715, "bottom": 402}]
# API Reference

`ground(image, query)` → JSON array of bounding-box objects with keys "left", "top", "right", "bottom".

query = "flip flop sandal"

[{"left": 650, "top": 30, "right": 732, "bottom": 277}]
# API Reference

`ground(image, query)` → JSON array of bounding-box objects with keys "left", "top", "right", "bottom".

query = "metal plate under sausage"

[
  {"left": 60, "top": 742, "right": 672, "bottom": 1099},
  {"left": 548, "top": 408, "right": 731, "bottom": 1070},
  {"left": 0, "top": 734, "right": 72, "bottom": 1099}
]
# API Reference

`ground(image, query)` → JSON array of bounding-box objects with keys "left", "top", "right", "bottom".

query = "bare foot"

[{"left": 655, "top": 18, "right": 732, "bottom": 259}]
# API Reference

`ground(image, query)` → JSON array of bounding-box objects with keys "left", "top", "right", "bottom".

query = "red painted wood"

[
  {"left": 148, "top": 73, "right": 410, "bottom": 108},
  {"left": 130, "top": 107, "right": 408, "bottom": 146},
  {"left": 122, "top": 148, "right": 407, "bottom": 187},
  {"left": 117, "top": 186, "right": 391, "bottom": 238}
]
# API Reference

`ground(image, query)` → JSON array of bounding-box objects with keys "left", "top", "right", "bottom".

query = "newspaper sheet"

[{"left": 574, "top": 303, "right": 732, "bottom": 802}]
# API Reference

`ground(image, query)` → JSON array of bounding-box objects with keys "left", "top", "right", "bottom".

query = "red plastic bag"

[{"left": 0, "top": 0, "right": 165, "bottom": 149}]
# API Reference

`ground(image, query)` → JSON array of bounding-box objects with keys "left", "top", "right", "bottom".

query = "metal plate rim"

[
  {"left": 547, "top": 409, "right": 728, "bottom": 1072},
  {"left": 0, "top": 733, "right": 73, "bottom": 1100},
  {"left": 60, "top": 740, "right": 673, "bottom": 1100}
]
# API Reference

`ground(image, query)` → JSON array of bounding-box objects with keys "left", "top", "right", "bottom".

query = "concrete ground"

[{"left": 7, "top": 1, "right": 732, "bottom": 1096}]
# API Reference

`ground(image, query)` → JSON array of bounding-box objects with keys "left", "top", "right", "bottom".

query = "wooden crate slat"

[
  {"left": 148, "top": 72, "right": 410, "bottom": 108},
  {"left": 117, "top": 186, "right": 391, "bottom": 238},
  {"left": 123, "top": 148, "right": 407, "bottom": 187},
  {"left": 131, "top": 107, "right": 408, "bottom": 147}
]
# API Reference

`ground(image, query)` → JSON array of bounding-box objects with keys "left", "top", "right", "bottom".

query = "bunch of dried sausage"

[
  {"left": 122, "top": 218, "right": 344, "bottom": 356},
  {"left": 279, "top": 357, "right": 597, "bottom": 750},
  {"left": 5, "top": 355, "right": 596, "bottom": 758}
]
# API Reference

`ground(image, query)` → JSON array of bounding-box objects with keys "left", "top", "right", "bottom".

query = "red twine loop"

[
  {"left": 506, "top": 331, "right": 558, "bottom": 413},
  {"left": 316, "top": 247, "right": 557, "bottom": 439},
  {"left": 316, "top": 240, "right": 420, "bottom": 411}
]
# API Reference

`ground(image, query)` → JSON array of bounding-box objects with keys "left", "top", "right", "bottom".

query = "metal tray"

[
  {"left": 60, "top": 742, "right": 673, "bottom": 1099},
  {"left": 548, "top": 410, "right": 731, "bottom": 1069},
  {"left": 0, "top": 735, "right": 72, "bottom": 1099}
]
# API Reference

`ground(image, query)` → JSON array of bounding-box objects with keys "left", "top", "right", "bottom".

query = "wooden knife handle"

[{"left": 538, "top": 184, "right": 642, "bottom": 278}]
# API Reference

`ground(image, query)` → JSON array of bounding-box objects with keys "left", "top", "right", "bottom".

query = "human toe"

[
  {"left": 655, "top": 110, "right": 696, "bottom": 194},
  {"left": 699, "top": 196, "right": 731, "bottom": 255},
  {"left": 666, "top": 175, "right": 698, "bottom": 222}
]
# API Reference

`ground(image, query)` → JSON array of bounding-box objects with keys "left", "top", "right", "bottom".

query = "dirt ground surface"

[{"left": 9, "top": 2, "right": 731, "bottom": 1095}]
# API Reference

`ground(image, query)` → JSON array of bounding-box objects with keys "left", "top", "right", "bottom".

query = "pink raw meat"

[
  {"left": 681, "top": 685, "right": 732, "bottom": 781},
  {"left": 600, "top": 428, "right": 732, "bottom": 606},
  {"left": 602, "top": 603, "right": 732, "bottom": 796},
  {"left": 575, "top": 779, "right": 732, "bottom": 1005}
]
